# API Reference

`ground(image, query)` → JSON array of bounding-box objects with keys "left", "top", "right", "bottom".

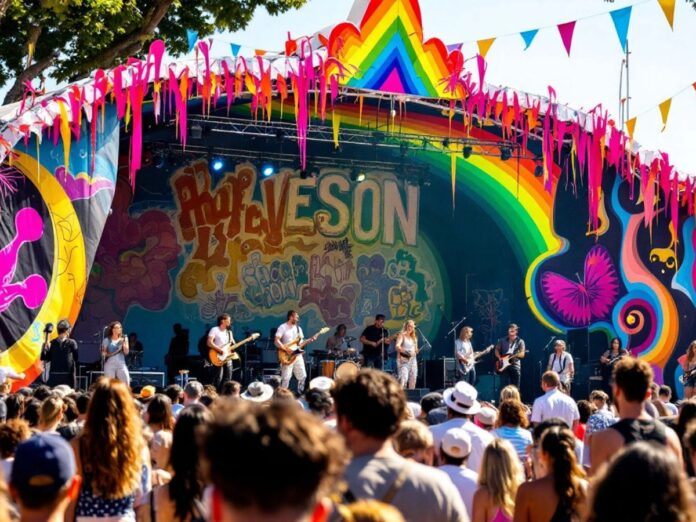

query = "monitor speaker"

[{"left": 423, "top": 359, "right": 453, "bottom": 391}]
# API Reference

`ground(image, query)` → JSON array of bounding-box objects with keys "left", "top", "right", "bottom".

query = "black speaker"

[
  {"left": 423, "top": 359, "right": 450, "bottom": 390},
  {"left": 567, "top": 328, "right": 589, "bottom": 362},
  {"left": 130, "top": 371, "right": 165, "bottom": 387},
  {"left": 570, "top": 363, "right": 592, "bottom": 401},
  {"left": 406, "top": 388, "right": 430, "bottom": 402}
]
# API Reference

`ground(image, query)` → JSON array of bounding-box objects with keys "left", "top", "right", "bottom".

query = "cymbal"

[{"left": 346, "top": 348, "right": 358, "bottom": 355}]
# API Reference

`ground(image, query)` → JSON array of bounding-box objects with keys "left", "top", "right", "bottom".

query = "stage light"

[
  {"left": 350, "top": 167, "right": 366, "bottom": 183},
  {"left": 261, "top": 162, "right": 276, "bottom": 177},
  {"left": 534, "top": 164, "right": 544, "bottom": 177},
  {"left": 442, "top": 138, "right": 450, "bottom": 149},
  {"left": 500, "top": 145, "right": 512, "bottom": 161},
  {"left": 190, "top": 123, "right": 203, "bottom": 140},
  {"left": 211, "top": 158, "right": 225, "bottom": 172},
  {"left": 462, "top": 145, "right": 473, "bottom": 159}
]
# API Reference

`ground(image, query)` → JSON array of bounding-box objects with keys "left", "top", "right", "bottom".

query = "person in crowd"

[
  {"left": 241, "top": 381, "right": 274, "bottom": 403},
  {"left": 514, "top": 426, "right": 587, "bottom": 522},
  {"left": 164, "top": 384, "right": 184, "bottom": 416},
  {"left": 472, "top": 439, "right": 523, "bottom": 522},
  {"left": 57, "top": 396, "right": 81, "bottom": 441},
  {"left": 675, "top": 398, "right": 696, "bottom": 477},
  {"left": 183, "top": 381, "right": 204, "bottom": 406},
  {"left": 10, "top": 434, "right": 81, "bottom": 522},
  {"left": 333, "top": 369, "right": 468, "bottom": 522},
  {"left": 438, "top": 428, "right": 478, "bottom": 518},
  {"left": 41, "top": 319, "right": 79, "bottom": 389},
  {"left": 146, "top": 394, "right": 174, "bottom": 485},
  {"left": 154, "top": 404, "right": 213, "bottom": 521},
  {"left": 430, "top": 381, "right": 493, "bottom": 472},
  {"left": 69, "top": 377, "right": 150, "bottom": 521},
  {"left": 393, "top": 420, "right": 435, "bottom": 466},
  {"left": 530, "top": 372, "right": 579, "bottom": 429},
  {"left": 305, "top": 388, "right": 334, "bottom": 422},
  {"left": 590, "top": 358, "right": 682, "bottom": 474},
  {"left": 5, "top": 394, "right": 24, "bottom": 421},
  {"left": 146, "top": 394, "right": 174, "bottom": 436},
  {"left": 492, "top": 399, "right": 533, "bottom": 461},
  {"left": 475, "top": 407, "right": 497, "bottom": 432},
  {"left": 201, "top": 399, "right": 346, "bottom": 522},
  {"left": 221, "top": 380, "right": 242, "bottom": 398},
  {"left": 75, "top": 393, "right": 90, "bottom": 428},
  {"left": 33, "top": 385, "right": 53, "bottom": 402},
  {"left": 336, "top": 499, "right": 406, "bottom": 522},
  {"left": 658, "top": 385, "right": 678, "bottom": 416},
  {"left": 586, "top": 390, "right": 614, "bottom": 435},
  {"left": 0, "top": 419, "right": 31, "bottom": 480},
  {"left": 574, "top": 400, "right": 592, "bottom": 441},
  {"left": 681, "top": 422, "right": 696, "bottom": 493},
  {"left": 499, "top": 386, "right": 530, "bottom": 416},
  {"left": 23, "top": 399, "right": 41, "bottom": 428},
  {"left": 421, "top": 392, "right": 446, "bottom": 425},
  {"left": 38, "top": 395, "right": 65, "bottom": 433},
  {"left": 101, "top": 321, "right": 130, "bottom": 386},
  {"left": 586, "top": 442, "right": 696, "bottom": 522}
]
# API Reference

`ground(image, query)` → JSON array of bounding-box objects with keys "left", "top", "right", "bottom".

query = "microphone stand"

[
  {"left": 540, "top": 336, "right": 556, "bottom": 383},
  {"left": 445, "top": 315, "right": 466, "bottom": 375},
  {"left": 416, "top": 327, "right": 432, "bottom": 389}
]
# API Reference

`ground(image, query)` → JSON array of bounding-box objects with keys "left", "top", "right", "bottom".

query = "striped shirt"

[{"left": 492, "top": 426, "right": 533, "bottom": 459}]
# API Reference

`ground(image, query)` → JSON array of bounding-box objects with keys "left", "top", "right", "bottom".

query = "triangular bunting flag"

[
  {"left": 477, "top": 38, "right": 496, "bottom": 59},
  {"left": 231, "top": 44, "right": 241, "bottom": 57},
  {"left": 447, "top": 43, "right": 463, "bottom": 52},
  {"left": 557, "top": 21, "right": 576, "bottom": 56},
  {"left": 626, "top": 117, "right": 637, "bottom": 139},
  {"left": 520, "top": 29, "right": 539, "bottom": 50},
  {"left": 186, "top": 30, "right": 198, "bottom": 53},
  {"left": 255, "top": 49, "right": 267, "bottom": 56},
  {"left": 610, "top": 6, "right": 632, "bottom": 53},
  {"left": 657, "top": 0, "right": 676, "bottom": 30},
  {"left": 659, "top": 98, "right": 672, "bottom": 131}
]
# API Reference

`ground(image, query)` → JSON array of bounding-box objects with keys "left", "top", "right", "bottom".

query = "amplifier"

[
  {"left": 423, "top": 358, "right": 457, "bottom": 391},
  {"left": 406, "top": 388, "right": 431, "bottom": 402}
]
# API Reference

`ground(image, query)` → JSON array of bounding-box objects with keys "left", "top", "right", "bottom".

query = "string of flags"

[{"left": 626, "top": 79, "right": 696, "bottom": 138}]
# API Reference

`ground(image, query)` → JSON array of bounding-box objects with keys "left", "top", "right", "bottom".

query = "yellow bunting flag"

[
  {"left": 626, "top": 117, "right": 637, "bottom": 139},
  {"left": 332, "top": 112, "right": 341, "bottom": 148},
  {"left": 477, "top": 38, "right": 496, "bottom": 59},
  {"left": 451, "top": 153, "right": 457, "bottom": 211},
  {"left": 658, "top": 98, "right": 672, "bottom": 131},
  {"left": 657, "top": 0, "right": 676, "bottom": 30}
]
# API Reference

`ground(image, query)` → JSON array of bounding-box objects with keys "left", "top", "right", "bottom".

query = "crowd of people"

[{"left": 0, "top": 357, "right": 694, "bottom": 521}]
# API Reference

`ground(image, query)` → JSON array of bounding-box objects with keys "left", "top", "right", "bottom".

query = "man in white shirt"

[
  {"left": 430, "top": 380, "right": 493, "bottom": 473},
  {"left": 207, "top": 313, "right": 235, "bottom": 391},
  {"left": 531, "top": 371, "right": 580, "bottom": 429},
  {"left": 275, "top": 310, "right": 315, "bottom": 394},
  {"left": 438, "top": 428, "right": 478, "bottom": 519},
  {"left": 547, "top": 340, "right": 574, "bottom": 394}
]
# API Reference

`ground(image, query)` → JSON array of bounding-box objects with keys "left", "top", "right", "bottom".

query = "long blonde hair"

[
  {"left": 399, "top": 320, "right": 417, "bottom": 342},
  {"left": 477, "top": 439, "right": 523, "bottom": 517},
  {"left": 80, "top": 378, "right": 144, "bottom": 499}
]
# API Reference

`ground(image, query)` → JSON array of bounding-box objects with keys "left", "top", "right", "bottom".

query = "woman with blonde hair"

[
  {"left": 395, "top": 320, "right": 419, "bottom": 390},
  {"left": 513, "top": 426, "right": 587, "bottom": 522},
  {"left": 38, "top": 395, "right": 65, "bottom": 433},
  {"left": 472, "top": 439, "right": 523, "bottom": 522},
  {"left": 69, "top": 377, "right": 150, "bottom": 520},
  {"left": 682, "top": 340, "right": 696, "bottom": 399}
]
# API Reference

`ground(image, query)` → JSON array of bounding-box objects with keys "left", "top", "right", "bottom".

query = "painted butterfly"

[{"left": 541, "top": 245, "right": 619, "bottom": 327}]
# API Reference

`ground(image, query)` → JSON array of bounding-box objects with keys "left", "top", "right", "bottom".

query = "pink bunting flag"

[{"left": 557, "top": 21, "right": 576, "bottom": 57}]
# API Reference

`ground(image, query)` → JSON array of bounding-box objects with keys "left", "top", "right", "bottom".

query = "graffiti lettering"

[{"left": 324, "top": 238, "right": 353, "bottom": 259}]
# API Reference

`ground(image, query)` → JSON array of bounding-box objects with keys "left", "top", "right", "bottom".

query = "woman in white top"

[
  {"left": 456, "top": 326, "right": 476, "bottom": 385},
  {"left": 395, "top": 320, "right": 419, "bottom": 389},
  {"left": 102, "top": 321, "right": 130, "bottom": 386}
]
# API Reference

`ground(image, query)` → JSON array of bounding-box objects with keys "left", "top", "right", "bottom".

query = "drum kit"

[{"left": 311, "top": 345, "right": 362, "bottom": 380}]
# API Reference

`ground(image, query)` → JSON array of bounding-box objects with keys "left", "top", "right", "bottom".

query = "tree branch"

[
  {"left": 74, "top": 0, "right": 175, "bottom": 76},
  {"left": 2, "top": 52, "right": 57, "bottom": 104}
]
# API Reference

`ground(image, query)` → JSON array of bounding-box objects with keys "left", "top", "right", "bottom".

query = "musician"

[
  {"left": 207, "top": 314, "right": 235, "bottom": 391},
  {"left": 395, "top": 320, "right": 419, "bottom": 389},
  {"left": 166, "top": 323, "right": 189, "bottom": 384},
  {"left": 599, "top": 337, "right": 628, "bottom": 396},
  {"left": 325, "top": 324, "right": 348, "bottom": 354},
  {"left": 360, "top": 314, "right": 390, "bottom": 369},
  {"left": 455, "top": 326, "right": 476, "bottom": 385},
  {"left": 494, "top": 323, "right": 526, "bottom": 390},
  {"left": 275, "top": 310, "right": 310, "bottom": 393},
  {"left": 682, "top": 340, "right": 696, "bottom": 399},
  {"left": 547, "top": 340, "right": 574, "bottom": 394},
  {"left": 102, "top": 321, "right": 130, "bottom": 386},
  {"left": 41, "top": 319, "right": 78, "bottom": 389}
]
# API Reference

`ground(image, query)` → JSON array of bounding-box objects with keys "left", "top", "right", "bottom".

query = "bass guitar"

[
  {"left": 209, "top": 333, "right": 260, "bottom": 367},
  {"left": 278, "top": 327, "right": 330, "bottom": 365},
  {"left": 495, "top": 346, "right": 525, "bottom": 374},
  {"left": 458, "top": 345, "right": 494, "bottom": 374}
]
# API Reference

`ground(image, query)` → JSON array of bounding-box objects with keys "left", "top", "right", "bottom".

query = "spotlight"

[
  {"left": 462, "top": 145, "right": 473, "bottom": 159},
  {"left": 350, "top": 167, "right": 366, "bottom": 183},
  {"left": 500, "top": 145, "right": 512, "bottom": 161},
  {"left": 261, "top": 162, "right": 276, "bottom": 177},
  {"left": 190, "top": 123, "right": 203, "bottom": 140},
  {"left": 211, "top": 157, "right": 225, "bottom": 172}
]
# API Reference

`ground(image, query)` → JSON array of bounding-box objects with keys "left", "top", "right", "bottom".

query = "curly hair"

[
  {"left": 496, "top": 399, "right": 529, "bottom": 429},
  {"left": 0, "top": 419, "right": 31, "bottom": 458},
  {"left": 80, "top": 377, "right": 144, "bottom": 499}
]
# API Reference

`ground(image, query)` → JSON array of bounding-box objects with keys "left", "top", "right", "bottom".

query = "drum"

[
  {"left": 320, "top": 360, "right": 336, "bottom": 378},
  {"left": 335, "top": 360, "right": 360, "bottom": 380}
]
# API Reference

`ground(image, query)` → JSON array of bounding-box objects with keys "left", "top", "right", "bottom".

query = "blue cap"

[{"left": 11, "top": 434, "right": 76, "bottom": 499}]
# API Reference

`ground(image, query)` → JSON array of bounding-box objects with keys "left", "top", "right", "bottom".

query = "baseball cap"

[
  {"left": 11, "top": 434, "right": 76, "bottom": 501},
  {"left": 475, "top": 406, "right": 498, "bottom": 427},
  {"left": 441, "top": 428, "right": 472, "bottom": 459}
]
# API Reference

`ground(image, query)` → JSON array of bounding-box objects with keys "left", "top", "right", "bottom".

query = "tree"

[{"left": 0, "top": 0, "right": 308, "bottom": 104}]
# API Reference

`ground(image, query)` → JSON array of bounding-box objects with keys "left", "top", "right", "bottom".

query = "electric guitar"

[
  {"left": 495, "top": 344, "right": 525, "bottom": 373},
  {"left": 458, "top": 345, "right": 494, "bottom": 374},
  {"left": 209, "top": 333, "right": 260, "bottom": 367},
  {"left": 680, "top": 366, "right": 696, "bottom": 385},
  {"left": 278, "top": 327, "right": 330, "bottom": 365}
]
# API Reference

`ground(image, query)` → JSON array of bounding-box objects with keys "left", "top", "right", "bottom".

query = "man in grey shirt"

[
  {"left": 494, "top": 323, "right": 526, "bottom": 391},
  {"left": 332, "top": 369, "right": 469, "bottom": 522}
]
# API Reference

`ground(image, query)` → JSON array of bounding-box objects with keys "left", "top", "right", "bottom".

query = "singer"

[{"left": 102, "top": 321, "right": 130, "bottom": 387}]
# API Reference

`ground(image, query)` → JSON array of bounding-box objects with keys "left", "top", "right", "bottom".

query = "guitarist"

[
  {"left": 681, "top": 340, "right": 696, "bottom": 400},
  {"left": 599, "top": 337, "right": 628, "bottom": 397},
  {"left": 207, "top": 313, "right": 235, "bottom": 391},
  {"left": 275, "top": 310, "right": 311, "bottom": 393},
  {"left": 547, "top": 340, "right": 574, "bottom": 394},
  {"left": 494, "top": 323, "right": 526, "bottom": 391},
  {"left": 455, "top": 326, "right": 476, "bottom": 385},
  {"left": 359, "top": 314, "right": 390, "bottom": 370}
]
